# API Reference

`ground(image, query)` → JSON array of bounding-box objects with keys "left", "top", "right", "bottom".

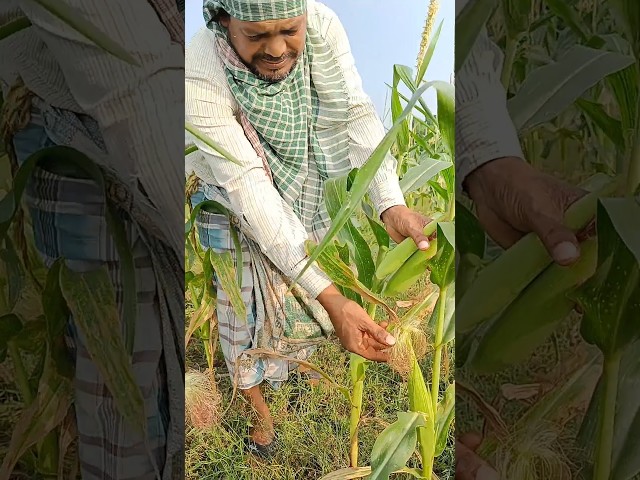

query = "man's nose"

[{"left": 264, "top": 37, "right": 286, "bottom": 59}]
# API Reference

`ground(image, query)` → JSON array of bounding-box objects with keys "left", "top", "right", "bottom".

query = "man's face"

[{"left": 220, "top": 14, "right": 307, "bottom": 82}]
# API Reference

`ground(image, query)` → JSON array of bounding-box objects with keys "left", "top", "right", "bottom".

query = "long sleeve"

[
  {"left": 316, "top": 2, "right": 407, "bottom": 216},
  {"left": 17, "top": 0, "right": 186, "bottom": 255},
  {"left": 185, "top": 27, "right": 331, "bottom": 299},
  {"left": 456, "top": 26, "right": 524, "bottom": 194}
]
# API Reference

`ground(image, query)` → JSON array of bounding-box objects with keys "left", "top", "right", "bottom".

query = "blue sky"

[{"left": 185, "top": 0, "right": 454, "bottom": 121}]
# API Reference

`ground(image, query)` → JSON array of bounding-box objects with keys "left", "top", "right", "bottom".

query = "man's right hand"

[{"left": 317, "top": 285, "right": 396, "bottom": 362}]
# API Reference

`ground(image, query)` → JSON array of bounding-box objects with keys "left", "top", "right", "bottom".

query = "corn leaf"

[
  {"left": 58, "top": 264, "right": 146, "bottom": 434},
  {"left": 391, "top": 67, "right": 412, "bottom": 156},
  {"left": 455, "top": 201, "right": 485, "bottom": 258},
  {"left": 185, "top": 199, "right": 229, "bottom": 235},
  {"left": 542, "top": 0, "right": 590, "bottom": 41},
  {"left": 324, "top": 170, "right": 376, "bottom": 290},
  {"left": 305, "top": 240, "right": 397, "bottom": 322},
  {"left": 318, "top": 467, "right": 373, "bottom": 480},
  {"left": 185, "top": 122, "right": 243, "bottom": 167},
  {"left": 430, "top": 283, "right": 455, "bottom": 347},
  {"left": 399, "top": 156, "right": 451, "bottom": 195},
  {"left": 435, "top": 382, "right": 455, "bottom": 457},
  {"left": 429, "top": 222, "right": 455, "bottom": 289},
  {"left": 369, "top": 411, "right": 426, "bottom": 480},
  {"left": 0, "top": 352, "right": 73, "bottom": 480},
  {"left": 0, "top": 314, "right": 23, "bottom": 363},
  {"left": 455, "top": 0, "right": 499, "bottom": 73},
  {"left": 0, "top": 16, "right": 32, "bottom": 41},
  {"left": 501, "top": 0, "right": 532, "bottom": 39},
  {"left": 293, "top": 82, "right": 433, "bottom": 286},
  {"left": 507, "top": 45, "right": 635, "bottom": 132},
  {"left": 416, "top": 20, "right": 444, "bottom": 85},
  {"left": 208, "top": 249, "right": 246, "bottom": 323},
  {"left": 1, "top": 237, "right": 25, "bottom": 311},
  {"left": 579, "top": 338, "right": 640, "bottom": 480},
  {"left": 577, "top": 99, "right": 625, "bottom": 148},
  {"left": 571, "top": 198, "right": 640, "bottom": 356},
  {"left": 609, "top": 0, "right": 640, "bottom": 56},
  {"left": 23, "top": 0, "right": 139, "bottom": 66},
  {"left": 361, "top": 202, "right": 391, "bottom": 250}
]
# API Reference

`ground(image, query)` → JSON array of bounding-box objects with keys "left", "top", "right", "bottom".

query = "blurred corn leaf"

[
  {"left": 429, "top": 222, "right": 455, "bottom": 289},
  {"left": 609, "top": 0, "right": 640, "bottom": 57},
  {"left": 508, "top": 45, "right": 635, "bottom": 132},
  {"left": 185, "top": 123, "right": 243, "bottom": 167},
  {"left": 455, "top": 0, "right": 499, "bottom": 72},
  {"left": 455, "top": 201, "right": 485, "bottom": 258},
  {"left": 59, "top": 264, "right": 146, "bottom": 435},
  {"left": 23, "top": 0, "right": 139, "bottom": 66},
  {"left": 0, "top": 352, "right": 72, "bottom": 480},
  {"left": 572, "top": 198, "right": 640, "bottom": 356},
  {"left": 0, "top": 16, "right": 32, "bottom": 41},
  {"left": 399, "top": 156, "right": 451, "bottom": 195},
  {"left": 207, "top": 249, "right": 246, "bottom": 323},
  {"left": 0, "top": 314, "right": 23, "bottom": 363},
  {"left": 501, "top": 0, "right": 532, "bottom": 39}
]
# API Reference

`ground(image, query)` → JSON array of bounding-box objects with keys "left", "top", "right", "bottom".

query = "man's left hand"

[{"left": 381, "top": 205, "right": 432, "bottom": 250}]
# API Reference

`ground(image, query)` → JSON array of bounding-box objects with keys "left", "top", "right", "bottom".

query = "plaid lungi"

[
  {"left": 190, "top": 185, "right": 334, "bottom": 391},
  {"left": 12, "top": 121, "right": 168, "bottom": 480}
]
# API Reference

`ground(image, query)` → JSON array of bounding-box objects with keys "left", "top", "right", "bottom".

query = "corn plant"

[{"left": 456, "top": 1, "right": 640, "bottom": 478}]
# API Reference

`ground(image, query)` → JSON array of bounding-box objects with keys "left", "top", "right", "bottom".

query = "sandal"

[{"left": 244, "top": 432, "right": 277, "bottom": 459}]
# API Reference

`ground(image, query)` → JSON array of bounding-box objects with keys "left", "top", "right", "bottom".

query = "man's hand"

[
  {"left": 381, "top": 205, "right": 432, "bottom": 250},
  {"left": 317, "top": 285, "right": 396, "bottom": 362},
  {"left": 456, "top": 433, "right": 499, "bottom": 480},
  {"left": 463, "top": 157, "right": 589, "bottom": 266}
]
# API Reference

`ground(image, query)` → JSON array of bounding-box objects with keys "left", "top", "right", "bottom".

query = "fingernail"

[
  {"left": 418, "top": 240, "right": 429, "bottom": 250},
  {"left": 553, "top": 241, "right": 579, "bottom": 263},
  {"left": 386, "top": 334, "right": 396, "bottom": 346}
]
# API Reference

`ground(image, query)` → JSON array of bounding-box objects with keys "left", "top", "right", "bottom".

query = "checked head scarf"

[{"left": 202, "top": 0, "right": 351, "bottom": 236}]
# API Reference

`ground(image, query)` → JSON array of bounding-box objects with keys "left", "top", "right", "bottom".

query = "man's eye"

[{"left": 247, "top": 35, "right": 261, "bottom": 41}]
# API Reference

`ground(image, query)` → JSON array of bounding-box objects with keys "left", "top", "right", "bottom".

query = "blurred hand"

[
  {"left": 317, "top": 285, "right": 395, "bottom": 362},
  {"left": 456, "top": 432, "right": 500, "bottom": 480},
  {"left": 381, "top": 205, "right": 432, "bottom": 250},
  {"left": 464, "top": 157, "right": 590, "bottom": 266}
]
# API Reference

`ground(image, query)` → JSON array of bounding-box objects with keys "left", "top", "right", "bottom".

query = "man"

[
  {"left": 454, "top": 1, "right": 589, "bottom": 478},
  {"left": 185, "top": 0, "right": 433, "bottom": 454},
  {"left": 1, "top": 2, "right": 184, "bottom": 478}
]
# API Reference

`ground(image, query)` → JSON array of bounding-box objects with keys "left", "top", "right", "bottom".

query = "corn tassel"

[
  {"left": 457, "top": 176, "right": 617, "bottom": 333},
  {"left": 375, "top": 213, "right": 443, "bottom": 280},
  {"left": 469, "top": 237, "right": 598, "bottom": 373}
]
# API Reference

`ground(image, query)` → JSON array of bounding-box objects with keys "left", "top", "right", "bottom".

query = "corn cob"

[
  {"left": 375, "top": 212, "right": 443, "bottom": 280},
  {"left": 382, "top": 238, "right": 438, "bottom": 297},
  {"left": 468, "top": 237, "right": 597, "bottom": 373},
  {"left": 457, "top": 175, "right": 617, "bottom": 333}
]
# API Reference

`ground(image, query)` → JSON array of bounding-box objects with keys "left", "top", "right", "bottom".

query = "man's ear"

[{"left": 219, "top": 15, "right": 230, "bottom": 28}]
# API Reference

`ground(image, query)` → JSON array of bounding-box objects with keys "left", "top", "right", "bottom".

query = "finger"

[
  {"left": 456, "top": 440, "right": 484, "bottom": 480},
  {"left": 379, "top": 321, "right": 389, "bottom": 329},
  {"left": 459, "top": 432, "right": 483, "bottom": 451},
  {"left": 530, "top": 213, "right": 580, "bottom": 266},
  {"left": 365, "top": 322, "right": 396, "bottom": 347},
  {"left": 359, "top": 347, "right": 389, "bottom": 363}
]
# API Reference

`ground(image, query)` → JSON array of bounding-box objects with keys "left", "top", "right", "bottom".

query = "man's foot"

[{"left": 241, "top": 384, "right": 276, "bottom": 458}]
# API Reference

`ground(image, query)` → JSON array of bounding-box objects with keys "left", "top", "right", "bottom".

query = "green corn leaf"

[
  {"left": 435, "top": 382, "right": 455, "bottom": 457},
  {"left": 293, "top": 82, "right": 435, "bottom": 286},
  {"left": 455, "top": 201, "right": 486, "bottom": 258},
  {"left": 0, "top": 314, "right": 23, "bottom": 363},
  {"left": 571, "top": 198, "right": 640, "bottom": 356},
  {"left": 0, "top": 237, "right": 25, "bottom": 311},
  {"left": 501, "top": 0, "right": 532, "bottom": 40},
  {"left": 58, "top": 264, "right": 146, "bottom": 435},
  {"left": 416, "top": 20, "right": 444, "bottom": 85},
  {"left": 455, "top": 0, "right": 499, "bottom": 73},
  {"left": 361, "top": 202, "right": 391, "bottom": 251},
  {"left": 609, "top": 0, "right": 640, "bottom": 57},
  {"left": 542, "top": 0, "right": 590, "bottom": 41},
  {"left": 369, "top": 411, "right": 427, "bottom": 480},
  {"left": 0, "top": 146, "right": 137, "bottom": 353},
  {"left": 208, "top": 249, "right": 246, "bottom": 323},
  {"left": 0, "top": 352, "right": 73, "bottom": 480},
  {"left": 576, "top": 99, "right": 625, "bottom": 148},
  {"left": 185, "top": 199, "right": 229, "bottom": 235},
  {"left": 0, "top": 17, "right": 32, "bottom": 41},
  {"left": 23, "top": 0, "right": 139, "bottom": 66},
  {"left": 305, "top": 240, "right": 397, "bottom": 322},
  {"left": 430, "top": 283, "right": 455, "bottom": 347},
  {"left": 318, "top": 467, "right": 373, "bottom": 480},
  {"left": 399, "top": 156, "right": 451, "bottom": 195},
  {"left": 507, "top": 45, "right": 635, "bottom": 132},
  {"left": 429, "top": 222, "right": 455, "bottom": 289},
  {"left": 391, "top": 66, "right": 412, "bottom": 156},
  {"left": 324, "top": 170, "right": 375, "bottom": 290},
  {"left": 185, "top": 122, "right": 243, "bottom": 167}
]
